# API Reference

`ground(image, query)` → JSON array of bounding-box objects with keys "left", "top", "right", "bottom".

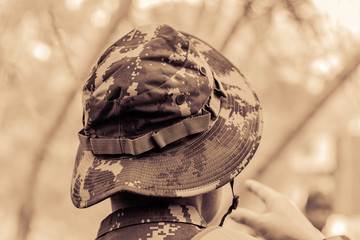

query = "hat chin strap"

[{"left": 218, "top": 180, "right": 239, "bottom": 226}]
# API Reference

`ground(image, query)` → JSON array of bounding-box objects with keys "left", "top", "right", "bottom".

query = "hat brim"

[{"left": 71, "top": 33, "right": 263, "bottom": 208}]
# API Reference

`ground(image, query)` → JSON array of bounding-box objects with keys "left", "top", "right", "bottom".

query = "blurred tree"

[{"left": 14, "top": 1, "right": 133, "bottom": 239}]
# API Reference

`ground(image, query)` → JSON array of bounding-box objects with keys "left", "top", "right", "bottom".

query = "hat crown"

[{"left": 82, "top": 24, "right": 213, "bottom": 138}]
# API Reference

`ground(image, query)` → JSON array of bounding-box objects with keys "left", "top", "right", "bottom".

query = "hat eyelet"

[
  {"left": 175, "top": 94, "right": 186, "bottom": 105},
  {"left": 200, "top": 66, "right": 207, "bottom": 76}
]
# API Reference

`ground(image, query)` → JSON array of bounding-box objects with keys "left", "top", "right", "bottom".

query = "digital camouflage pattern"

[
  {"left": 97, "top": 204, "right": 206, "bottom": 240},
  {"left": 71, "top": 24, "right": 263, "bottom": 208}
]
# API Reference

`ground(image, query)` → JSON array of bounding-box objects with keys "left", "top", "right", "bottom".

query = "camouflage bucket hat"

[{"left": 71, "top": 24, "right": 263, "bottom": 208}]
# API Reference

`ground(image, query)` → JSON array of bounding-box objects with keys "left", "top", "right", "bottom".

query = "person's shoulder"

[{"left": 191, "top": 226, "right": 258, "bottom": 240}]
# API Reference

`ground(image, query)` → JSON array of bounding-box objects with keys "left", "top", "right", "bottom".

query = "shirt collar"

[{"left": 97, "top": 204, "right": 207, "bottom": 238}]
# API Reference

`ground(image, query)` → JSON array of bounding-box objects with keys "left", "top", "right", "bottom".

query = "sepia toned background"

[{"left": 1, "top": 0, "right": 360, "bottom": 239}]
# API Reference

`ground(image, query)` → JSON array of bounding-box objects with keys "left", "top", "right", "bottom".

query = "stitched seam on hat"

[
  {"left": 114, "top": 100, "right": 122, "bottom": 139},
  {"left": 87, "top": 72, "right": 182, "bottom": 104},
  {"left": 182, "top": 35, "right": 191, "bottom": 69}
]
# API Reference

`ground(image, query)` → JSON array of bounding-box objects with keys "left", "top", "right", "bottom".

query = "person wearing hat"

[{"left": 70, "top": 24, "right": 349, "bottom": 240}]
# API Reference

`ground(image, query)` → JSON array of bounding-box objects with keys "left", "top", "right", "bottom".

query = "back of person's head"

[{"left": 70, "top": 24, "right": 263, "bottom": 210}]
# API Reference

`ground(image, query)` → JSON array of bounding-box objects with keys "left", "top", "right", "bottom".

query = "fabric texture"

[
  {"left": 96, "top": 204, "right": 206, "bottom": 240},
  {"left": 71, "top": 24, "right": 263, "bottom": 208}
]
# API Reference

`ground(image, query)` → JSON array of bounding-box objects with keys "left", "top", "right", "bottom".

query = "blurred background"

[{"left": 1, "top": 0, "right": 360, "bottom": 239}]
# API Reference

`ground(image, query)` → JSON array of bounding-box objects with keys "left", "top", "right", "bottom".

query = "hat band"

[{"left": 78, "top": 112, "right": 211, "bottom": 155}]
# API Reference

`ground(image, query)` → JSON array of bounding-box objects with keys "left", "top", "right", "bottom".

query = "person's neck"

[{"left": 110, "top": 192, "right": 201, "bottom": 213}]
